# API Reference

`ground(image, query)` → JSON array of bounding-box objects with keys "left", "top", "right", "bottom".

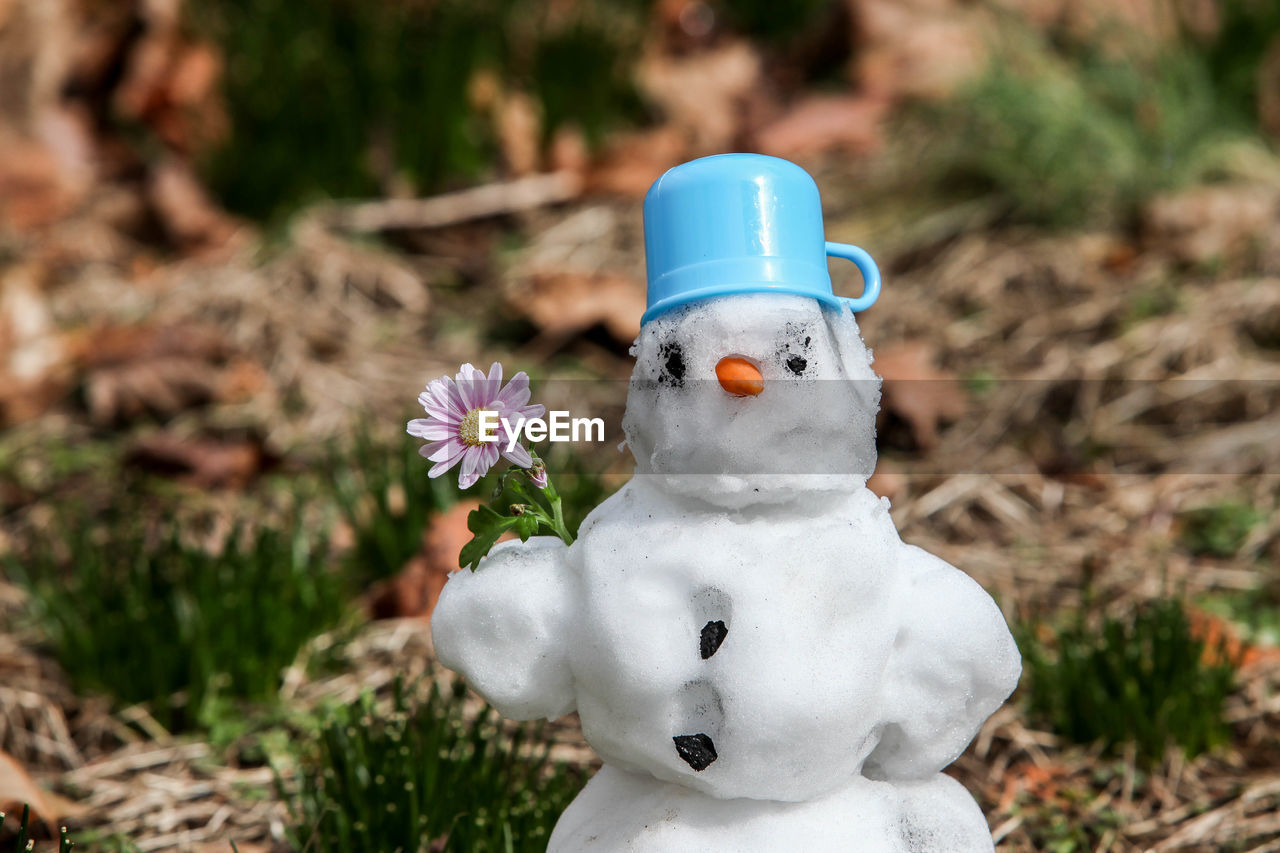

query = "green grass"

[
  {"left": 1021, "top": 598, "right": 1237, "bottom": 763},
  {"left": 1202, "top": 0, "right": 1280, "bottom": 127},
  {"left": 1180, "top": 501, "right": 1262, "bottom": 558},
  {"left": 285, "top": 679, "right": 584, "bottom": 853},
  {"left": 0, "top": 805, "right": 74, "bottom": 853},
  {"left": 1009, "top": 785, "right": 1125, "bottom": 853},
  {"left": 924, "top": 13, "right": 1274, "bottom": 227},
  {"left": 14, "top": 511, "right": 350, "bottom": 732},
  {"left": 331, "top": 430, "right": 460, "bottom": 584},
  {"left": 963, "top": 367, "right": 997, "bottom": 396},
  {"left": 1126, "top": 281, "right": 1184, "bottom": 324},
  {"left": 1202, "top": 579, "right": 1280, "bottom": 650},
  {"left": 720, "top": 0, "right": 832, "bottom": 43},
  {"left": 191, "top": 0, "right": 650, "bottom": 222}
]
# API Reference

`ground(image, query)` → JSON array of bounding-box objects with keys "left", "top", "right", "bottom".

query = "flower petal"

[
  {"left": 418, "top": 439, "right": 448, "bottom": 458},
  {"left": 495, "top": 372, "right": 531, "bottom": 410},
  {"left": 441, "top": 380, "right": 470, "bottom": 418},
  {"left": 420, "top": 378, "right": 464, "bottom": 422},
  {"left": 407, "top": 418, "right": 453, "bottom": 440},
  {"left": 417, "top": 392, "right": 450, "bottom": 423},
  {"left": 484, "top": 362, "right": 504, "bottom": 405},
  {"left": 456, "top": 363, "right": 487, "bottom": 411},
  {"left": 473, "top": 441, "right": 500, "bottom": 477},
  {"left": 457, "top": 447, "right": 486, "bottom": 489},
  {"left": 427, "top": 444, "right": 467, "bottom": 479},
  {"left": 500, "top": 442, "right": 532, "bottom": 468},
  {"left": 499, "top": 416, "right": 526, "bottom": 446},
  {"left": 424, "top": 437, "right": 465, "bottom": 463}
]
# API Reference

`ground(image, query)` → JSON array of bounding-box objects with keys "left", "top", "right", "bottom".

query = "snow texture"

[{"left": 431, "top": 294, "right": 1021, "bottom": 851}]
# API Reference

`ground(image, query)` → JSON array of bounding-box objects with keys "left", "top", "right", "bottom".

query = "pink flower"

[
  {"left": 408, "top": 362, "right": 545, "bottom": 489},
  {"left": 528, "top": 462, "right": 549, "bottom": 490}
]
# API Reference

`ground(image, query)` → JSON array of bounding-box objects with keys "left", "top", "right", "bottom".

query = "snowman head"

[{"left": 622, "top": 293, "right": 880, "bottom": 508}]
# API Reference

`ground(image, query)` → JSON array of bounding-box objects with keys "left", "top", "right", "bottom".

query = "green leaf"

[
  {"left": 459, "top": 505, "right": 521, "bottom": 570},
  {"left": 512, "top": 513, "right": 540, "bottom": 541}
]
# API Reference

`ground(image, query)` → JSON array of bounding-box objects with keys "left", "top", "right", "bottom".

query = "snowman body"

[
  {"left": 432, "top": 295, "right": 1021, "bottom": 851},
  {"left": 570, "top": 479, "right": 897, "bottom": 803}
]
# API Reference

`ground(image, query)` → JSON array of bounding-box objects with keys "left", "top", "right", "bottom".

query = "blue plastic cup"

[{"left": 641, "top": 153, "right": 881, "bottom": 325}]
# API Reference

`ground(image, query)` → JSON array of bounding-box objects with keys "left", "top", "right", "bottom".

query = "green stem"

[{"left": 548, "top": 496, "right": 573, "bottom": 545}]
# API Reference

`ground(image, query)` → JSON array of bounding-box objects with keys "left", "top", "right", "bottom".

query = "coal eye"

[
  {"left": 658, "top": 341, "right": 686, "bottom": 387},
  {"left": 777, "top": 323, "right": 812, "bottom": 376}
]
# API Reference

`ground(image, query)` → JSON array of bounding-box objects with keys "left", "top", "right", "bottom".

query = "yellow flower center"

[{"left": 459, "top": 408, "right": 491, "bottom": 447}]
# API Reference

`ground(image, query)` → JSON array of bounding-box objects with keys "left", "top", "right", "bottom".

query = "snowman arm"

[
  {"left": 862, "top": 544, "right": 1021, "bottom": 781},
  {"left": 430, "top": 536, "right": 578, "bottom": 721}
]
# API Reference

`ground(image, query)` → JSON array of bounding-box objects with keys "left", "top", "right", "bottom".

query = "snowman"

[{"left": 431, "top": 154, "right": 1021, "bottom": 852}]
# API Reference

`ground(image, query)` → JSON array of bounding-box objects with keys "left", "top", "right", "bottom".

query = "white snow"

[
  {"left": 622, "top": 295, "right": 881, "bottom": 508},
  {"left": 431, "top": 293, "right": 1021, "bottom": 851},
  {"left": 432, "top": 536, "right": 578, "bottom": 721},
  {"left": 549, "top": 767, "right": 994, "bottom": 852}
]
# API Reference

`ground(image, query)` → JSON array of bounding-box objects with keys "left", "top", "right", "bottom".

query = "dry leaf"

[
  {"left": 1144, "top": 184, "right": 1278, "bottom": 266},
  {"left": 1261, "top": 36, "right": 1280, "bottom": 141},
  {"left": 854, "top": 0, "right": 987, "bottom": 101},
  {"left": 997, "top": 759, "right": 1072, "bottom": 811},
  {"left": 496, "top": 91, "right": 542, "bottom": 176},
  {"left": 369, "top": 501, "right": 501, "bottom": 620},
  {"left": 0, "top": 133, "right": 83, "bottom": 230},
  {"left": 73, "top": 322, "right": 231, "bottom": 367},
  {"left": 66, "top": 322, "right": 261, "bottom": 425},
  {"left": 86, "top": 357, "right": 224, "bottom": 423},
  {"left": 866, "top": 459, "right": 905, "bottom": 502},
  {"left": 125, "top": 432, "right": 279, "bottom": 489},
  {"left": 0, "top": 0, "right": 76, "bottom": 126},
  {"left": 0, "top": 105, "right": 97, "bottom": 231},
  {"left": 587, "top": 126, "right": 688, "bottom": 197},
  {"left": 424, "top": 500, "right": 488, "bottom": 576},
  {"left": 0, "top": 747, "right": 55, "bottom": 828},
  {"left": 0, "top": 267, "right": 72, "bottom": 425},
  {"left": 147, "top": 157, "right": 244, "bottom": 255},
  {"left": 635, "top": 40, "right": 762, "bottom": 150},
  {"left": 874, "top": 341, "right": 967, "bottom": 452},
  {"left": 512, "top": 271, "right": 646, "bottom": 343},
  {"left": 369, "top": 553, "right": 437, "bottom": 621},
  {"left": 167, "top": 42, "right": 223, "bottom": 107},
  {"left": 1187, "top": 607, "right": 1280, "bottom": 670},
  {"left": 114, "top": 0, "right": 228, "bottom": 155},
  {"left": 217, "top": 358, "right": 269, "bottom": 403},
  {"left": 65, "top": 1, "right": 138, "bottom": 90},
  {"left": 548, "top": 124, "right": 590, "bottom": 177},
  {"left": 754, "top": 94, "right": 887, "bottom": 159}
]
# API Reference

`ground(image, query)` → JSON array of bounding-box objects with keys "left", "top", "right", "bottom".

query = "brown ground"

[
  {"left": 1, "top": 142, "right": 1279, "bottom": 850},
  {"left": 1, "top": 0, "right": 1278, "bottom": 847}
]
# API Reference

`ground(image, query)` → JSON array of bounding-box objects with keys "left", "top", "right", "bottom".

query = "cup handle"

[{"left": 825, "top": 241, "right": 881, "bottom": 313}]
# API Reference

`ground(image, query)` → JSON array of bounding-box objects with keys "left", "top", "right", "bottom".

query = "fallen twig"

[{"left": 306, "top": 171, "right": 584, "bottom": 233}]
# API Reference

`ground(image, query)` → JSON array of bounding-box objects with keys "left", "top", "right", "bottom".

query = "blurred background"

[{"left": 1, "top": 0, "right": 1279, "bottom": 850}]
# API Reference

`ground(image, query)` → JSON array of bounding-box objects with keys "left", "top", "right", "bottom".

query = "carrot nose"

[{"left": 715, "top": 357, "right": 764, "bottom": 397}]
